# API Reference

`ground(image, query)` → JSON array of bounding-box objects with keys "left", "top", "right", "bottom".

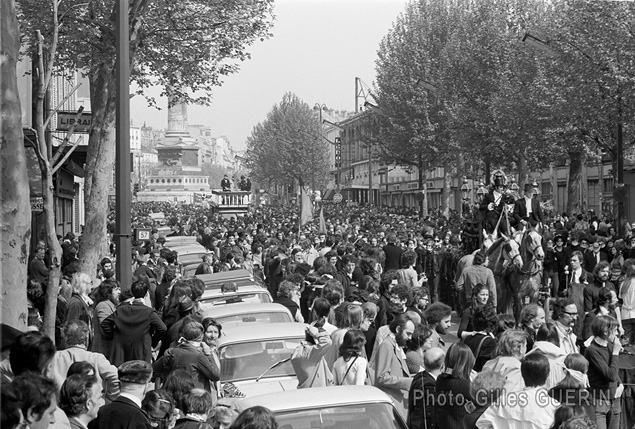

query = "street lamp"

[
  {"left": 509, "top": 177, "right": 520, "bottom": 193},
  {"left": 461, "top": 177, "right": 471, "bottom": 218},
  {"left": 476, "top": 181, "right": 487, "bottom": 202},
  {"left": 461, "top": 177, "right": 471, "bottom": 201}
]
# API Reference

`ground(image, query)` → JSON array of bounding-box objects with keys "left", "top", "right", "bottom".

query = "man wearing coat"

[
  {"left": 374, "top": 313, "right": 414, "bottom": 419},
  {"left": 101, "top": 279, "right": 166, "bottom": 367},
  {"left": 291, "top": 324, "right": 333, "bottom": 388},
  {"left": 513, "top": 183, "right": 544, "bottom": 229},
  {"left": 89, "top": 360, "right": 153, "bottom": 429}
]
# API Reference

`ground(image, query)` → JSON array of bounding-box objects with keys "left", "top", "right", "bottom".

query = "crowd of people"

[{"left": 7, "top": 195, "right": 635, "bottom": 429}]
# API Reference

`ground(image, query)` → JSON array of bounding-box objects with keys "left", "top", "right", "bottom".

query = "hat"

[
  {"left": 554, "top": 234, "right": 565, "bottom": 243},
  {"left": 1, "top": 324, "right": 23, "bottom": 352},
  {"left": 118, "top": 360, "right": 153, "bottom": 384},
  {"left": 178, "top": 296, "right": 195, "bottom": 313},
  {"left": 523, "top": 183, "right": 534, "bottom": 192}
]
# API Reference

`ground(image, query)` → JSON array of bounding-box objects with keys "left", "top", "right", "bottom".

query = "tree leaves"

[{"left": 245, "top": 93, "right": 331, "bottom": 191}]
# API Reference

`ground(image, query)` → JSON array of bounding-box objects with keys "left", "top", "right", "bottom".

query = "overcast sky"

[{"left": 130, "top": 0, "right": 410, "bottom": 150}]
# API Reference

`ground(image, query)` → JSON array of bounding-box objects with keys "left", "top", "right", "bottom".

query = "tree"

[
  {"left": 1, "top": 0, "right": 31, "bottom": 330},
  {"left": 17, "top": 0, "right": 275, "bottom": 278},
  {"left": 245, "top": 93, "right": 330, "bottom": 195}
]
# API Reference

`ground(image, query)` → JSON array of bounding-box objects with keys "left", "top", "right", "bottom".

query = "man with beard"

[
  {"left": 373, "top": 313, "right": 414, "bottom": 419},
  {"left": 582, "top": 288, "right": 621, "bottom": 345},
  {"left": 423, "top": 302, "right": 452, "bottom": 350},
  {"left": 583, "top": 261, "right": 615, "bottom": 313},
  {"left": 553, "top": 298, "right": 580, "bottom": 355}
]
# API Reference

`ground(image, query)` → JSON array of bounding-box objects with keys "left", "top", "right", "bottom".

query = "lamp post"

[
  {"left": 476, "top": 181, "right": 487, "bottom": 203},
  {"left": 460, "top": 176, "right": 472, "bottom": 218},
  {"left": 313, "top": 103, "right": 327, "bottom": 193}
]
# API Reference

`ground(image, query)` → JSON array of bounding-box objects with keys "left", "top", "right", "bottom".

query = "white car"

[
  {"left": 240, "top": 385, "right": 408, "bottom": 429},
  {"left": 202, "top": 303, "right": 292, "bottom": 329},
  {"left": 216, "top": 323, "right": 306, "bottom": 397}
]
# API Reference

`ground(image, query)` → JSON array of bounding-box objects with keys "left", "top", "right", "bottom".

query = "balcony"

[{"left": 210, "top": 190, "right": 251, "bottom": 218}]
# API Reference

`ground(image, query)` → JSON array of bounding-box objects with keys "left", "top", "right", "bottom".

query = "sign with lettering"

[
  {"left": 30, "top": 197, "right": 44, "bottom": 212},
  {"left": 57, "top": 111, "right": 92, "bottom": 132},
  {"left": 135, "top": 228, "right": 151, "bottom": 241}
]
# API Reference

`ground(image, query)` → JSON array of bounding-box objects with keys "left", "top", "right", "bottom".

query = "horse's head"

[
  {"left": 501, "top": 233, "right": 523, "bottom": 269},
  {"left": 523, "top": 229, "right": 544, "bottom": 261}
]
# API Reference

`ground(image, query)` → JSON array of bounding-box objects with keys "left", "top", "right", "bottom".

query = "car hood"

[{"left": 233, "top": 377, "right": 298, "bottom": 397}]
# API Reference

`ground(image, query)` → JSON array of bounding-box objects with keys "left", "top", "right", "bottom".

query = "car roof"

[
  {"left": 217, "top": 323, "right": 306, "bottom": 346},
  {"left": 203, "top": 303, "right": 291, "bottom": 319},
  {"left": 240, "top": 386, "right": 394, "bottom": 412},
  {"left": 200, "top": 284, "right": 267, "bottom": 297},
  {"left": 196, "top": 270, "right": 255, "bottom": 287}
]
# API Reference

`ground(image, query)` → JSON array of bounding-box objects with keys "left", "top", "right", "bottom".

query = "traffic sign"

[
  {"left": 135, "top": 228, "right": 151, "bottom": 241},
  {"left": 333, "top": 193, "right": 343, "bottom": 203}
]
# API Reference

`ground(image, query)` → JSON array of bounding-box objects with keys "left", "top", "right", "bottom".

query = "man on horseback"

[
  {"left": 479, "top": 171, "right": 513, "bottom": 235},
  {"left": 513, "top": 183, "right": 544, "bottom": 230}
]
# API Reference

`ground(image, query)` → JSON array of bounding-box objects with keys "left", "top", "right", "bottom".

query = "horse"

[
  {"left": 508, "top": 227, "right": 545, "bottom": 321},
  {"left": 486, "top": 234, "right": 523, "bottom": 315}
]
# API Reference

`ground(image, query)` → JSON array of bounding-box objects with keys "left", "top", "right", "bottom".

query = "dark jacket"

[
  {"left": 512, "top": 197, "right": 544, "bottom": 225},
  {"left": 548, "top": 386, "right": 595, "bottom": 420},
  {"left": 583, "top": 251, "right": 608, "bottom": 274},
  {"left": 89, "top": 395, "right": 151, "bottom": 429},
  {"left": 435, "top": 373, "right": 473, "bottom": 429},
  {"left": 101, "top": 301, "right": 167, "bottom": 367},
  {"left": 383, "top": 244, "right": 403, "bottom": 272},
  {"left": 153, "top": 342, "right": 220, "bottom": 391},
  {"left": 408, "top": 371, "right": 437, "bottom": 429}
]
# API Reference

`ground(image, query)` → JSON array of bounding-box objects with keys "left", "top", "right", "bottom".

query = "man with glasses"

[{"left": 553, "top": 298, "right": 580, "bottom": 355}]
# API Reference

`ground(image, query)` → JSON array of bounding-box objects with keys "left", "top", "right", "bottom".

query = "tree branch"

[
  {"left": 44, "top": 82, "right": 82, "bottom": 129},
  {"left": 52, "top": 135, "right": 84, "bottom": 174},
  {"left": 50, "top": 106, "right": 85, "bottom": 166}
]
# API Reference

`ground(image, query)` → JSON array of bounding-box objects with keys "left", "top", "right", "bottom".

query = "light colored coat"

[
  {"left": 373, "top": 333, "right": 412, "bottom": 418},
  {"left": 47, "top": 346, "right": 120, "bottom": 400}
]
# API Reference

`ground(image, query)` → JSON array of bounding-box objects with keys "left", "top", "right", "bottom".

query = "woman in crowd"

[
  {"left": 229, "top": 406, "right": 278, "bottom": 429},
  {"left": 482, "top": 329, "right": 527, "bottom": 392},
  {"left": 161, "top": 369, "right": 196, "bottom": 420},
  {"left": 457, "top": 283, "right": 491, "bottom": 340},
  {"left": 142, "top": 390, "right": 175, "bottom": 429},
  {"left": 548, "top": 354, "right": 595, "bottom": 420},
  {"left": 66, "top": 272, "right": 94, "bottom": 346},
  {"left": 333, "top": 330, "right": 367, "bottom": 385},
  {"left": 212, "top": 398, "right": 243, "bottom": 429},
  {"left": 619, "top": 263, "right": 635, "bottom": 350},
  {"left": 91, "top": 279, "right": 121, "bottom": 356},
  {"left": 405, "top": 323, "right": 433, "bottom": 374},
  {"left": 435, "top": 342, "right": 475, "bottom": 429},
  {"left": 462, "top": 305, "right": 497, "bottom": 372},
  {"left": 584, "top": 315, "right": 623, "bottom": 429}
]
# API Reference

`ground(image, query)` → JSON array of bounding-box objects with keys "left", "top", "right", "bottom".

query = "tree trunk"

[
  {"left": 79, "top": 63, "right": 117, "bottom": 279},
  {"left": 566, "top": 148, "right": 586, "bottom": 215},
  {"left": 1, "top": 0, "right": 31, "bottom": 330},
  {"left": 441, "top": 162, "right": 453, "bottom": 219},
  {"left": 517, "top": 152, "right": 529, "bottom": 192},
  {"left": 418, "top": 154, "right": 428, "bottom": 218}
]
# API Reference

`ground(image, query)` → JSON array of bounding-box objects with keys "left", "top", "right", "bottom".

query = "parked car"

[
  {"left": 216, "top": 323, "right": 306, "bottom": 397},
  {"left": 202, "top": 303, "right": 292, "bottom": 329},
  {"left": 196, "top": 270, "right": 261, "bottom": 288},
  {"left": 240, "top": 386, "right": 408, "bottom": 429},
  {"left": 198, "top": 283, "right": 273, "bottom": 310}
]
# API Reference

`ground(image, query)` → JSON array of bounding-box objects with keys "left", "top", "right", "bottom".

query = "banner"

[{"left": 300, "top": 187, "right": 314, "bottom": 227}]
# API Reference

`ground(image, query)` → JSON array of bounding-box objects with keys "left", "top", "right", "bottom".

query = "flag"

[
  {"left": 299, "top": 186, "right": 314, "bottom": 227},
  {"left": 319, "top": 207, "right": 326, "bottom": 233}
]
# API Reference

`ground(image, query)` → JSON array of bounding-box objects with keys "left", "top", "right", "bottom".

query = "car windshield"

[
  {"left": 219, "top": 338, "right": 302, "bottom": 381},
  {"left": 216, "top": 312, "right": 292, "bottom": 328},
  {"left": 274, "top": 403, "right": 406, "bottom": 429},
  {"left": 199, "top": 293, "right": 272, "bottom": 310}
]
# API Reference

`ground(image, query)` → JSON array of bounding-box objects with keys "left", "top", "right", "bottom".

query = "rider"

[
  {"left": 479, "top": 171, "right": 511, "bottom": 235},
  {"left": 513, "top": 183, "right": 544, "bottom": 230}
]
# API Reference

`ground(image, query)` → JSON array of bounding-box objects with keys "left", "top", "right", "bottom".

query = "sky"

[{"left": 130, "top": 0, "right": 410, "bottom": 151}]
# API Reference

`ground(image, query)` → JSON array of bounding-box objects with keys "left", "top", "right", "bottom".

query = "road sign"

[
  {"left": 333, "top": 193, "right": 343, "bottom": 203},
  {"left": 57, "top": 111, "right": 92, "bottom": 133},
  {"left": 135, "top": 228, "right": 151, "bottom": 241},
  {"left": 30, "top": 197, "right": 44, "bottom": 212}
]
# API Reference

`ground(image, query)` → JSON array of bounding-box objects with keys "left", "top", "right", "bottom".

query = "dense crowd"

[{"left": 7, "top": 196, "right": 635, "bottom": 429}]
